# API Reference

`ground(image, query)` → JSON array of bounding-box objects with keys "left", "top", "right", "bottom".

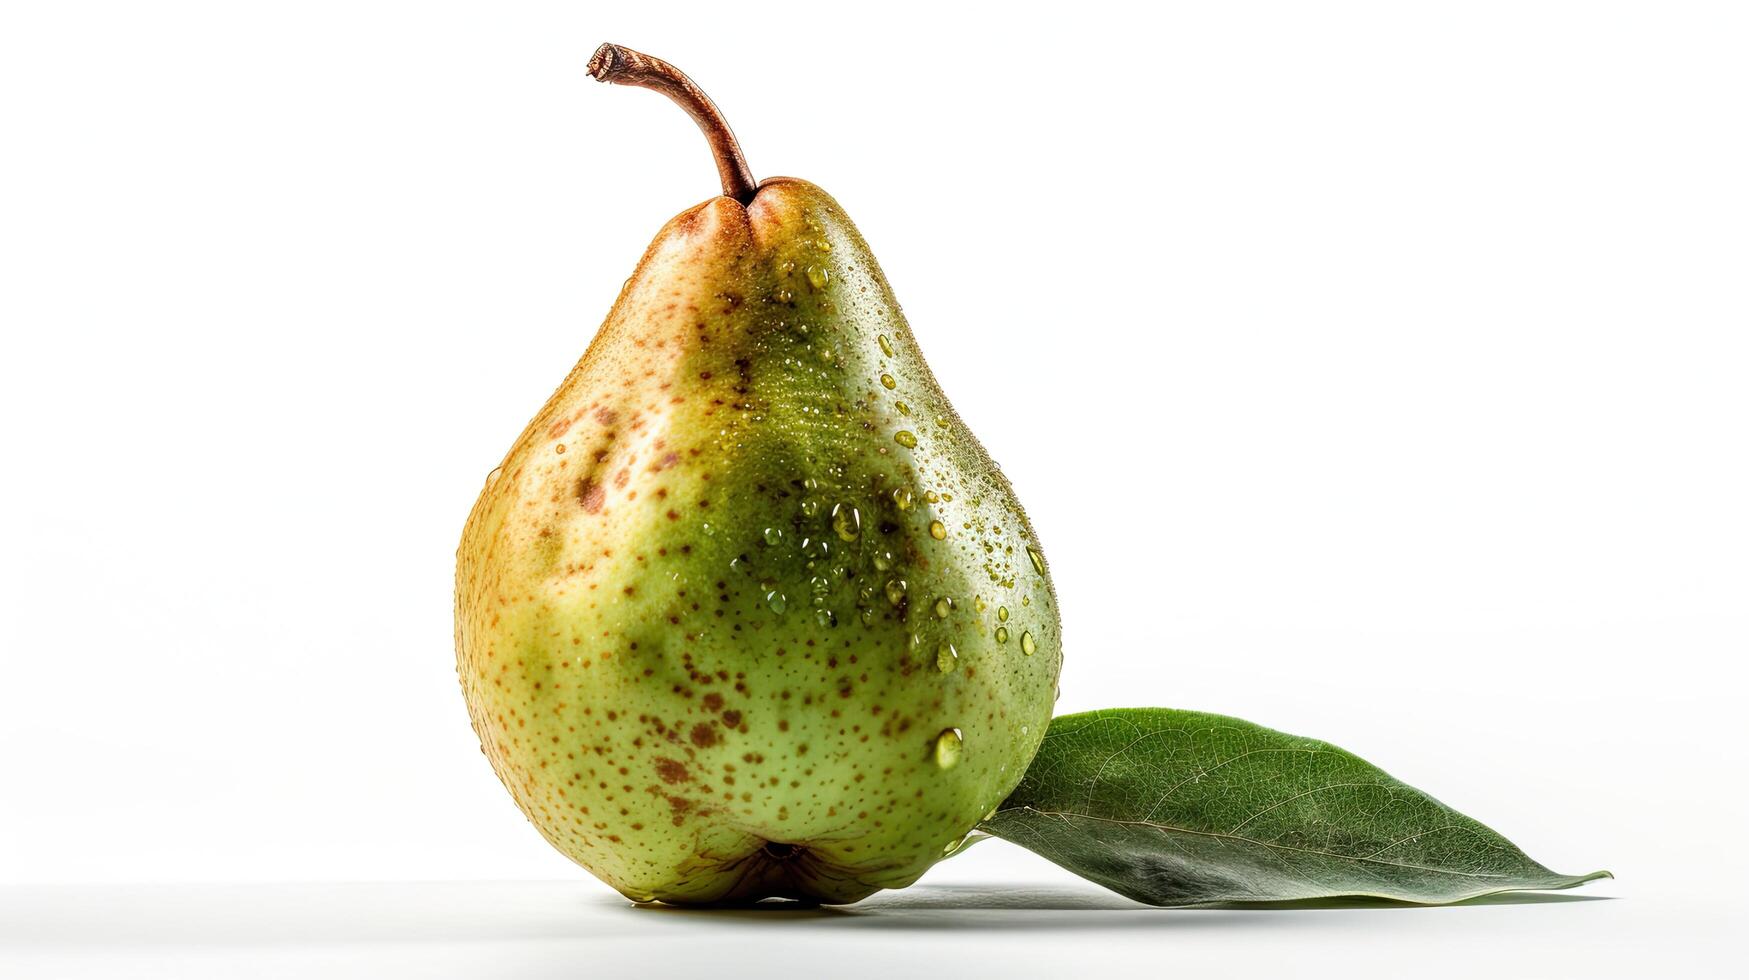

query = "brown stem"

[{"left": 587, "top": 43, "right": 758, "bottom": 204}]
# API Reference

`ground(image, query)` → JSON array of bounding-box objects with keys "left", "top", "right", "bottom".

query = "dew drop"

[
  {"left": 799, "top": 498, "right": 821, "bottom": 518},
  {"left": 880, "top": 373, "right": 896, "bottom": 389},
  {"left": 814, "top": 608, "right": 836, "bottom": 628},
  {"left": 805, "top": 265, "right": 830, "bottom": 290},
  {"left": 929, "top": 520, "right": 947, "bottom": 540},
  {"left": 766, "top": 591, "right": 788, "bottom": 614},
  {"left": 935, "top": 643, "right": 958, "bottom": 673},
  {"left": 934, "top": 596, "right": 953, "bottom": 618},
  {"left": 831, "top": 503, "right": 861, "bottom": 541},
  {"left": 934, "top": 728, "right": 963, "bottom": 769},
  {"left": 1027, "top": 546, "right": 1046, "bottom": 575},
  {"left": 1021, "top": 631, "right": 1036, "bottom": 656},
  {"left": 891, "top": 487, "right": 913, "bottom": 511},
  {"left": 894, "top": 430, "right": 917, "bottom": 448},
  {"left": 997, "top": 605, "right": 1009, "bottom": 622},
  {"left": 924, "top": 490, "right": 939, "bottom": 503},
  {"left": 763, "top": 527, "right": 784, "bottom": 546},
  {"left": 895, "top": 401, "right": 912, "bottom": 416},
  {"left": 776, "top": 289, "right": 794, "bottom": 304},
  {"left": 701, "top": 522, "right": 715, "bottom": 536},
  {"left": 554, "top": 443, "right": 566, "bottom": 454},
  {"left": 872, "top": 549, "right": 895, "bottom": 572},
  {"left": 884, "top": 579, "right": 907, "bottom": 606},
  {"left": 994, "top": 626, "right": 1009, "bottom": 644},
  {"left": 878, "top": 334, "right": 895, "bottom": 357}
]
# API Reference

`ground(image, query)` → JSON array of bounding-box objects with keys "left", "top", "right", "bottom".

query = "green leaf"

[
  {"left": 942, "top": 830, "right": 991, "bottom": 859},
  {"left": 980, "top": 708, "right": 1610, "bottom": 907}
]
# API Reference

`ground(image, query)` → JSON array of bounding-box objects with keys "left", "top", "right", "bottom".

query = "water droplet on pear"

[{"left": 934, "top": 728, "right": 963, "bottom": 768}]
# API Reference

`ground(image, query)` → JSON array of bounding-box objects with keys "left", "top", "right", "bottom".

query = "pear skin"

[{"left": 456, "top": 48, "right": 1060, "bottom": 905}]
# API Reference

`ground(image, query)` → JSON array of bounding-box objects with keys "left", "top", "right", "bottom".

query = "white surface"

[
  {"left": 0, "top": 874, "right": 1726, "bottom": 980},
  {"left": 2, "top": 1, "right": 1745, "bottom": 976}
]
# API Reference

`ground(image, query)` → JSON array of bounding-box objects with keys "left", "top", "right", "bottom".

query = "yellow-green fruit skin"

[{"left": 456, "top": 178, "right": 1061, "bottom": 904}]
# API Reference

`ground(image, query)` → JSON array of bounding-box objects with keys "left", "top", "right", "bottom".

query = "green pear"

[{"left": 456, "top": 44, "right": 1061, "bottom": 904}]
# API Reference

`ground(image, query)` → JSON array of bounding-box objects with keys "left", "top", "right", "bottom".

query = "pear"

[{"left": 456, "top": 44, "right": 1060, "bottom": 904}]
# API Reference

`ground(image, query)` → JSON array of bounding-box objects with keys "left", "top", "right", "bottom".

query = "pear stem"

[{"left": 587, "top": 43, "right": 759, "bottom": 204}]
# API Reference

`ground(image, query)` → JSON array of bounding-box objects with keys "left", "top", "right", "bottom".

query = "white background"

[{"left": 2, "top": 1, "right": 1745, "bottom": 977}]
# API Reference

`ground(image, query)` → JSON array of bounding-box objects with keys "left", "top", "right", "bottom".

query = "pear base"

[{"left": 612, "top": 838, "right": 916, "bottom": 907}]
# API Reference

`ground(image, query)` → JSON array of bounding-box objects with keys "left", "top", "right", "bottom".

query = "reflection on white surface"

[
  {"left": 3, "top": 879, "right": 1617, "bottom": 947},
  {"left": 0, "top": 880, "right": 1230, "bottom": 948},
  {"left": 0, "top": 879, "right": 1692, "bottom": 980}
]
